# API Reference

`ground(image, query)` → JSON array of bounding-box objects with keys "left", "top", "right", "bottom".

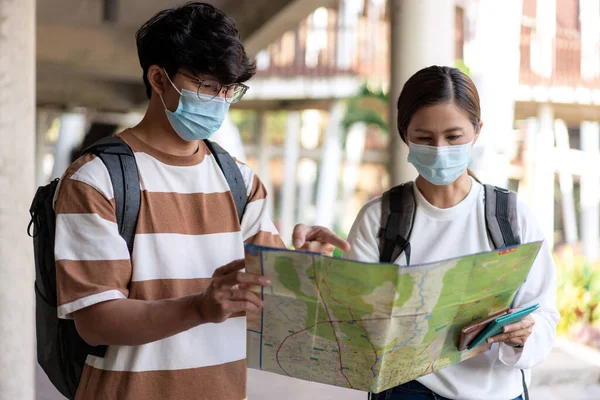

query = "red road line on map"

[
  {"left": 276, "top": 255, "right": 532, "bottom": 379},
  {"left": 348, "top": 308, "right": 379, "bottom": 377},
  {"left": 274, "top": 295, "right": 432, "bottom": 379},
  {"left": 321, "top": 265, "right": 380, "bottom": 375},
  {"left": 275, "top": 316, "right": 426, "bottom": 378},
  {"left": 424, "top": 361, "right": 434, "bottom": 374},
  {"left": 459, "top": 260, "right": 525, "bottom": 316},
  {"left": 323, "top": 267, "right": 344, "bottom": 306},
  {"left": 275, "top": 322, "right": 320, "bottom": 376},
  {"left": 417, "top": 336, "right": 437, "bottom": 356},
  {"left": 321, "top": 272, "right": 379, "bottom": 374},
  {"left": 312, "top": 256, "right": 354, "bottom": 389}
]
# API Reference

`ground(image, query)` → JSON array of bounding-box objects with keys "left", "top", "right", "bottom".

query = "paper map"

[{"left": 245, "top": 242, "right": 542, "bottom": 393}]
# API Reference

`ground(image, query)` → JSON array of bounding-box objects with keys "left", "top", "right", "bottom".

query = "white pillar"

[
  {"left": 295, "top": 110, "right": 321, "bottom": 225},
  {"left": 388, "top": 0, "right": 455, "bottom": 186},
  {"left": 255, "top": 111, "right": 273, "bottom": 216},
  {"left": 341, "top": 122, "right": 367, "bottom": 234},
  {"left": 51, "top": 112, "right": 87, "bottom": 180},
  {"left": 279, "top": 111, "right": 301, "bottom": 244},
  {"left": 467, "top": 0, "right": 523, "bottom": 188},
  {"left": 213, "top": 113, "right": 247, "bottom": 162},
  {"left": 554, "top": 120, "right": 578, "bottom": 244},
  {"left": 517, "top": 118, "right": 538, "bottom": 206},
  {"left": 533, "top": 105, "right": 556, "bottom": 249},
  {"left": 580, "top": 121, "right": 600, "bottom": 261},
  {"left": 315, "top": 102, "right": 346, "bottom": 229},
  {"left": 296, "top": 159, "right": 318, "bottom": 224},
  {"left": 0, "top": 0, "right": 36, "bottom": 398}
]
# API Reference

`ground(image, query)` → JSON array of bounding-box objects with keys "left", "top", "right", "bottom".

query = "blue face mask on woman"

[
  {"left": 407, "top": 141, "right": 474, "bottom": 186},
  {"left": 159, "top": 71, "right": 230, "bottom": 141}
]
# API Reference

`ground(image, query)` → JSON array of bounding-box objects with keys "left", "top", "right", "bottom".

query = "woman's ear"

[
  {"left": 147, "top": 65, "right": 167, "bottom": 96},
  {"left": 473, "top": 120, "right": 483, "bottom": 146}
]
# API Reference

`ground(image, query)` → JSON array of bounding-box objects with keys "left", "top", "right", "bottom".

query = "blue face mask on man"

[
  {"left": 159, "top": 71, "right": 230, "bottom": 141},
  {"left": 407, "top": 141, "right": 474, "bottom": 186}
]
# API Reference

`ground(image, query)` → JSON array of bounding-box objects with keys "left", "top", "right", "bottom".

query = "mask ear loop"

[
  {"left": 158, "top": 93, "right": 169, "bottom": 111},
  {"left": 163, "top": 68, "right": 182, "bottom": 95},
  {"left": 159, "top": 68, "right": 183, "bottom": 111}
]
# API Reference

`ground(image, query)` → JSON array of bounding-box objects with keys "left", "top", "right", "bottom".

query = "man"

[{"left": 54, "top": 3, "right": 349, "bottom": 399}]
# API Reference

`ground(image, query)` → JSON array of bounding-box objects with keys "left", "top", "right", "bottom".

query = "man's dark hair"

[{"left": 136, "top": 2, "right": 256, "bottom": 98}]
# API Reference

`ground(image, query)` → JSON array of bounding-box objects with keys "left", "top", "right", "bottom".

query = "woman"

[{"left": 346, "top": 66, "right": 559, "bottom": 400}]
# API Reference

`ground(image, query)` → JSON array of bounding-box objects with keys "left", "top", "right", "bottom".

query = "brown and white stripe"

[{"left": 55, "top": 130, "right": 284, "bottom": 399}]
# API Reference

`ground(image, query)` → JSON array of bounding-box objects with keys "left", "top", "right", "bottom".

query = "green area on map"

[{"left": 245, "top": 242, "right": 542, "bottom": 393}]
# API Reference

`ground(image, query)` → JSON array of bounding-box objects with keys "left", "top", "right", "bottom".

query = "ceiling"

[{"left": 37, "top": 0, "right": 332, "bottom": 112}]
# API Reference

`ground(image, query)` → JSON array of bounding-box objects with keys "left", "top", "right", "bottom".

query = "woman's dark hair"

[
  {"left": 136, "top": 2, "right": 256, "bottom": 98},
  {"left": 396, "top": 66, "right": 480, "bottom": 142}
]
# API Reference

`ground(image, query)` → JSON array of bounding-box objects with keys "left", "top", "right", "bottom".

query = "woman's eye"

[
  {"left": 419, "top": 137, "right": 432, "bottom": 141},
  {"left": 448, "top": 135, "right": 461, "bottom": 141}
]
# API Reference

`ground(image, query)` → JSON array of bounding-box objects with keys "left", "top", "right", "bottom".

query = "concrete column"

[
  {"left": 51, "top": 112, "right": 87, "bottom": 180},
  {"left": 213, "top": 114, "right": 246, "bottom": 162},
  {"left": 580, "top": 121, "right": 600, "bottom": 261},
  {"left": 279, "top": 111, "right": 301, "bottom": 245},
  {"left": 296, "top": 158, "right": 317, "bottom": 224},
  {"left": 341, "top": 122, "right": 367, "bottom": 234},
  {"left": 468, "top": 0, "right": 523, "bottom": 188},
  {"left": 255, "top": 111, "right": 273, "bottom": 216},
  {"left": 554, "top": 120, "right": 578, "bottom": 244},
  {"left": 315, "top": 101, "right": 346, "bottom": 229},
  {"left": 0, "top": 0, "right": 36, "bottom": 398},
  {"left": 517, "top": 118, "right": 538, "bottom": 206},
  {"left": 533, "top": 104, "right": 556, "bottom": 249},
  {"left": 388, "top": 0, "right": 455, "bottom": 186}
]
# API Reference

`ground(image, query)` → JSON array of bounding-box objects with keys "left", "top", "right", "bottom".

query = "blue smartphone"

[{"left": 467, "top": 304, "right": 540, "bottom": 349}]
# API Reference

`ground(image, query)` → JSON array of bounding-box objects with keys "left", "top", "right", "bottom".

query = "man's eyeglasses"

[{"left": 177, "top": 71, "right": 248, "bottom": 104}]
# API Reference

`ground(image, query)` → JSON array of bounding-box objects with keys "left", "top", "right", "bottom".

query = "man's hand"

[
  {"left": 292, "top": 224, "right": 351, "bottom": 256},
  {"left": 487, "top": 313, "right": 535, "bottom": 347},
  {"left": 195, "top": 260, "right": 271, "bottom": 323}
]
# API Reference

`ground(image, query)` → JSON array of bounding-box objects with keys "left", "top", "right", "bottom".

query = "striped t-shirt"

[{"left": 54, "top": 130, "right": 284, "bottom": 399}]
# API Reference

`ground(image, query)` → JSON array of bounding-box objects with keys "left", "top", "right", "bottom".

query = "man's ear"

[{"left": 147, "top": 65, "right": 167, "bottom": 96}]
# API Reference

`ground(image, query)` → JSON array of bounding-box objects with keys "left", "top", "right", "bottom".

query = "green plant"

[
  {"left": 332, "top": 247, "right": 344, "bottom": 258},
  {"left": 342, "top": 85, "right": 389, "bottom": 134},
  {"left": 555, "top": 254, "right": 600, "bottom": 337},
  {"left": 454, "top": 59, "right": 472, "bottom": 76},
  {"left": 331, "top": 226, "right": 349, "bottom": 259},
  {"left": 229, "top": 109, "right": 256, "bottom": 144}
]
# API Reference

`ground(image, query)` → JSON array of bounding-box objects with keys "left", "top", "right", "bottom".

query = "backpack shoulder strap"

[
  {"left": 85, "top": 136, "right": 140, "bottom": 256},
  {"left": 484, "top": 185, "right": 528, "bottom": 400},
  {"left": 484, "top": 184, "right": 521, "bottom": 249},
  {"left": 204, "top": 140, "right": 248, "bottom": 222},
  {"left": 379, "top": 182, "right": 416, "bottom": 264}
]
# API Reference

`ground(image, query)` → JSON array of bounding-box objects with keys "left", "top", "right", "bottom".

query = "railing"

[
  {"left": 255, "top": 17, "right": 600, "bottom": 91},
  {"left": 519, "top": 26, "right": 600, "bottom": 89},
  {"left": 255, "top": 17, "right": 389, "bottom": 84}
]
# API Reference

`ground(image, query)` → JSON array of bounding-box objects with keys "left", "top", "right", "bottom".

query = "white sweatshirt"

[{"left": 346, "top": 178, "right": 559, "bottom": 400}]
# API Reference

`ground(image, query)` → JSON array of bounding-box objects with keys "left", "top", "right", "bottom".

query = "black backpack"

[
  {"left": 375, "top": 181, "right": 529, "bottom": 400},
  {"left": 379, "top": 181, "right": 521, "bottom": 264},
  {"left": 28, "top": 136, "right": 248, "bottom": 399}
]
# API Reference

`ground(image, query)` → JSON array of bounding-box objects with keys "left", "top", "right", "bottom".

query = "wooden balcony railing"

[
  {"left": 519, "top": 26, "right": 600, "bottom": 89},
  {"left": 255, "top": 18, "right": 389, "bottom": 84}
]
